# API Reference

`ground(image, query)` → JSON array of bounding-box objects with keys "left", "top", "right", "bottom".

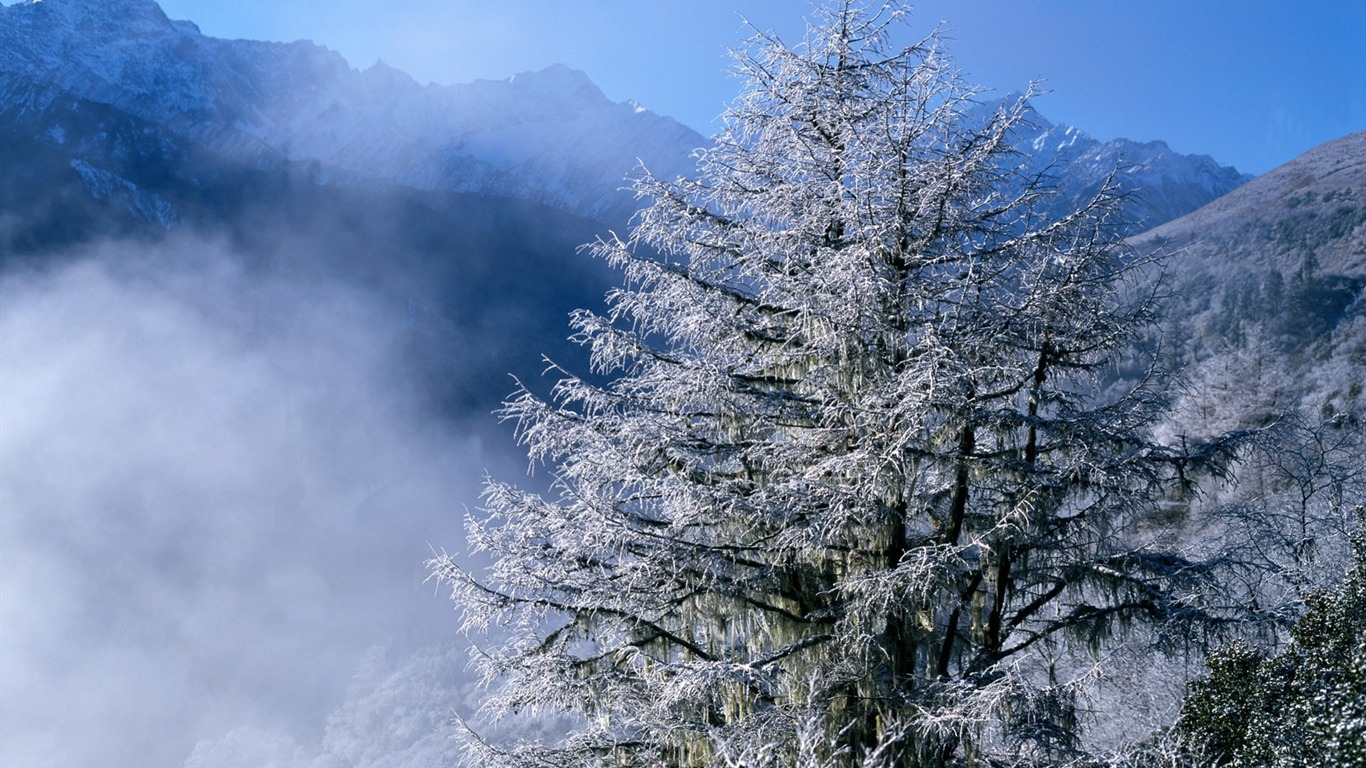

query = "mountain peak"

[
  {"left": 507, "top": 64, "right": 607, "bottom": 104},
  {"left": 514, "top": 62, "right": 591, "bottom": 84},
  {"left": 361, "top": 59, "right": 417, "bottom": 89},
  {"left": 11, "top": 0, "right": 171, "bottom": 26},
  {"left": 0, "top": 1, "right": 704, "bottom": 223},
  {"left": 959, "top": 94, "right": 1246, "bottom": 231},
  {"left": 1132, "top": 131, "right": 1366, "bottom": 276}
]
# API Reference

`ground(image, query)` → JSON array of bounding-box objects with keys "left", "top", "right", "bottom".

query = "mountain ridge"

[
  {"left": 2, "top": 0, "right": 1252, "bottom": 231},
  {"left": 1132, "top": 130, "right": 1365, "bottom": 276},
  {"left": 0, "top": 0, "right": 705, "bottom": 222},
  {"left": 1129, "top": 131, "right": 1366, "bottom": 422},
  {"left": 984, "top": 95, "right": 1254, "bottom": 230}
]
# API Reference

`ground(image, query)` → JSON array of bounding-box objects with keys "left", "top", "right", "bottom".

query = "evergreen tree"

[
  {"left": 431, "top": 4, "right": 1240, "bottom": 765},
  {"left": 1175, "top": 509, "right": 1366, "bottom": 767}
]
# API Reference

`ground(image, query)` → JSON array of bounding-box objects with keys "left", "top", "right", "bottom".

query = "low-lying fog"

[{"left": 0, "top": 239, "right": 518, "bottom": 767}]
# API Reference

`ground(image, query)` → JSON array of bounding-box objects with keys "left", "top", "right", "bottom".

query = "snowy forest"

[{"left": 1, "top": 1, "right": 1363, "bottom": 767}]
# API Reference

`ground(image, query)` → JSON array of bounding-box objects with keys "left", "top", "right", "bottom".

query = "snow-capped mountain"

[
  {"left": 0, "top": 0, "right": 1277, "bottom": 415},
  {"left": 1, "top": 0, "right": 1252, "bottom": 236},
  {"left": 1132, "top": 131, "right": 1365, "bottom": 277},
  {"left": 993, "top": 98, "right": 1252, "bottom": 231},
  {"left": 0, "top": 0, "right": 704, "bottom": 223},
  {"left": 2, "top": 6, "right": 1355, "bottom": 768}
]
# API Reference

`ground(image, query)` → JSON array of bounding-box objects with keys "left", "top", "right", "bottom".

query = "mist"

[{"left": 0, "top": 239, "right": 510, "bottom": 767}]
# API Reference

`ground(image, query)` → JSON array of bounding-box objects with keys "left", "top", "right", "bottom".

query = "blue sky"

[{"left": 155, "top": 1, "right": 1363, "bottom": 175}]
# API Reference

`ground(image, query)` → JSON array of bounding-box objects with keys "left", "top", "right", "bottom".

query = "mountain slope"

[
  {"left": 992, "top": 98, "right": 1252, "bottom": 232},
  {"left": 1133, "top": 131, "right": 1366, "bottom": 419},
  {"left": 1133, "top": 131, "right": 1365, "bottom": 276},
  {"left": 1, "top": 0, "right": 1253, "bottom": 234},
  {"left": 0, "top": 0, "right": 704, "bottom": 223}
]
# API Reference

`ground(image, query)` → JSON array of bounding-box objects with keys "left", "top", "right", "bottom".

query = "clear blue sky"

[{"left": 152, "top": 0, "right": 1365, "bottom": 176}]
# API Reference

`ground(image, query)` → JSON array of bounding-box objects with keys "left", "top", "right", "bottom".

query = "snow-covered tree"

[
  {"left": 430, "top": 3, "right": 1241, "bottom": 766},
  {"left": 1166, "top": 330, "right": 1366, "bottom": 629},
  {"left": 1174, "top": 508, "right": 1366, "bottom": 767}
]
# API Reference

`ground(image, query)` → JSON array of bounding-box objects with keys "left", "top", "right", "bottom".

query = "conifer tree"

[
  {"left": 1175, "top": 509, "right": 1366, "bottom": 767},
  {"left": 431, "top": 3, "right": 1239, "bottom": 765}
]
